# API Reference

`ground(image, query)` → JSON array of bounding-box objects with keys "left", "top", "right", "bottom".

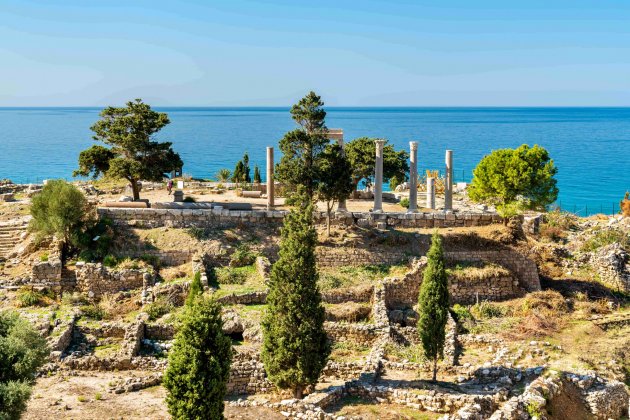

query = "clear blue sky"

[{"left": 2, "top": 0, "right": 629, "bottom": 106}]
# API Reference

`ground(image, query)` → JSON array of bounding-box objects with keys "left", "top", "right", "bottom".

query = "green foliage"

[
  {"left": 276, "top": 92, "right": 330, "bottom": 199},
  {"left": 388, "top": 174, "right": 405, "bottom": 191},
  {"left": 215, "top": 168, "right": 231, "bottom": 183},
  {"left": 29, "top": 179, "right": 88, "bottom": 247},
  {"left": 145, "top": 297, "right": 174, "bottom": 321},
  {"left": 75, "top": 217, "right": 115, "bottom": 262},
  {"left": 580, "top": 228, "right": 630, "bottom": 252},
  {"left": 399, "top": 197, "right": 410, "bottom": 209},
  {"left": 262, "top": 190, "right": 330, "bottom": 398},
  {"left": 470, "top": 301, "right": 505, "bottom": 319},
  {"left": 229, "top": 244, "right": 256, "bottom": 267},
  {"left": 16, "top": 287, "right": 53, "bottom": 308},
  {"left": 185, "top": 271, "right": 203, "bottom": 307},
  {"left": 317, "top": 144, "right": 353, "bottom": 208},
  {"left": 182, "top": 196, "right": 196, "bottom": 203},
  {"left": 74, "top": 99, "right": 183, "bottom": 200},
  {"left": 253, "top": 165, "right": 262, "bottom": 184},
  {"left": 232, "top": 161, "right": 246, "bottom": 183},
  {"left": 0, "top": 311, "right": 49, "bottom": 420},
  {"left": 163, "top": 296, "right": 232, "bottom": 420},
  {"left": 468, "top": 144, "right": 558, "bottom": 217},
  {"left": 186, "top": 227, "right": 210, "bottom": 241},
  {"left": 102, "top": 255, "right": 117, "bottom": 267},
  {"left": 344, "top": 137, "right": 409, "bottom": 190},
  {"left": 417, "top": 231, "right": 449, "bottom": 382},
  {"left": 451, "top": 304, "right": 473, "bottom": 322},
  {"left": 215, "top": 266, "right": 251, "bottom": 285},
  {"left": 80, "top": 304, "right": 105, "bottom": 320},
  {"left": 39, "top": 253, "right": 49, "bottom": 262}
]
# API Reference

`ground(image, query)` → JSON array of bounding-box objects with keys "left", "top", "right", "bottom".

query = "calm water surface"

[{"left": 0, "top": 107, "right": 628, "bottom": 215}]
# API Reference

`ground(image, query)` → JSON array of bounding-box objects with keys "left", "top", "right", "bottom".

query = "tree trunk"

[
  {"left": 130, "top": 178, "right": 140, "bottom": 200},
  {"left": 293, "top": 385, "right": 304, "bottom": 399},
  {"left": 432, "top": 357, "right": 438, "bottom": 382}
]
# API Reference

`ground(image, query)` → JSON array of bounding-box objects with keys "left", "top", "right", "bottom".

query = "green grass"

[
  {"left": 385, "top": 342, "right": 426, "bottom": 364},
  {"left": 581, "top": 228, "right": 630, "bottom": 252},
  {"left": 210, "top": 264, "right": 266, "bottom": 298},
  {"left": 318, "top": 264, "right": 408, "bottom": 291},
  {"left": 93, "top": 342, "right": 121, "bottom": 358},
  {"left": 331, "top": 340, "right": 372, "bottom": 362}
]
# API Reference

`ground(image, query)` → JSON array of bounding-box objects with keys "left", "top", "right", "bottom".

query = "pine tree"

[
  {"left": 253, "top": 165, "right": 262, "bottom": 184},
  {"left": 163, "top": 296, "right": 232, "bottom": 420},
  {"left": 185, "top": 271, "right": 203, "bottom": 307},
  {"left": 243, "top": 152, "right": 251, "bottom": 183},
  {"left": 417, "top": 231, "right": 450, "bottom": 382},
  {"left": 261, "top": 189, "right": 329, "bottom": 398}
]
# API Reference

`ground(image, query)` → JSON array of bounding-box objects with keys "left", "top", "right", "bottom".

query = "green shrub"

[
  {"left": 80, "top": 304, "right": 105, "bottom": 320},
  {"left": 0, "top": 311, "right": 49, "bottom": 419},
  {"left": 140, "top": 254, "right": 160, "bottom": 269},
  {"left": 183, "top": 196, "right": 196, "bottom": 203},
  {"left": 16, "top": 287, "right": 53, "bottom": 307},
  {"left": 451, "top": 304, "right": 473, "bottom": 322},
  {"left": 215, "top": 267, "right": 248, "bottom": 285},
  {"left": 39, "top": 253, "right": 49, "bottom": 262},
  {"left": 186, "top": 227, "right": 210, "bottom": 241},
  {"left": 581, "top": 228, "right": 630, "bottom": 252},
  {"left": 399, "top": 197, "right": 409, "bottom": 209},
  {"left": 185, "top": 271, "right": 204, "bottom": 307},
  {"left": 229, "top": 244, "right": 256, "bottom": 267},
  {"left": 103, "top": 254, "right": 117, "bottom": 267},
  {"left": 145, "top": 298, "right": 174, "bottom": 321},
  {"left": 62, "top": 292, "right": 89, "bottom": 306},
  {"left": 470, "top": 301, "right": 505, "bottom": 319}
]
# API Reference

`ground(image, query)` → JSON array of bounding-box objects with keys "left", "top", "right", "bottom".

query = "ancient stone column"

[
  {"left": 373, "top": 139, "right": 385, "bottom": 213},
  {"left": 266, "top": 147, "right": 274, "bottom": 209},
  {"left": 336, "top": 138, "right": 348, "bottom": 212},
  {"left": 408, "top": 141, "right": 418, "bottom": 212},
  {"left": 427, "top": 177, "right": 436, "bottom": 210},
  {"left": 444, "top": 150, "right": 453, "bottom": 211}
]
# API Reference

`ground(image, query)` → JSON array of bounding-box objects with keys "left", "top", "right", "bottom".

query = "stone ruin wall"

[
  {"left": 384, "top": 250, "right": 540, "bottom": 309},
  {"left": 31, "top": 240, "right": 62, "bottom": 284},
  {"left": 98, "top": 207, "right": 503, "bottom": 230},
  {"left": 74, "top": 263, "right": 151, "bottom": 299}
]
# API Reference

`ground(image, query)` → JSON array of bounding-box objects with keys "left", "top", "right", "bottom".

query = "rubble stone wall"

[
  {"left": 98, "top": 207, "right": 502, "bottom": 229},
  {"left": 75, "top": 263, "right": 151, "bottom": 298}
]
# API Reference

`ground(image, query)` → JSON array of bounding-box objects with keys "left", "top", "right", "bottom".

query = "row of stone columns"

[{"left": 266, "top": 140, "right": 454, "bottom": 213}]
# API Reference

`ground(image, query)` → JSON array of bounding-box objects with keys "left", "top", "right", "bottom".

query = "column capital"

[
  {"left": 409, "top": 141, "right": 418, "bottom": 150},
  {"left": 375, "top": 139, "right": 386, "bottom": 147}
]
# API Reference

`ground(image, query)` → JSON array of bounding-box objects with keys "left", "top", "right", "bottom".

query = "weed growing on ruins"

[
  {"left": 163, "top": 296, "right": 232, "bottom": 420},
  {"left": 399, "top": 197, "right": 410, "bottom": 209},
  {"left": 580, "top": 228, "right": 630, "bottom": 252},
  {"left": 262, "top": 190, "right": 330, "bottom": 398},
  {"left": 16, "top": 287, "right": 54, "bottom": 307},
  {"left": 145, "top": 297, "right": 174, "bottom": 321},
  {"left": 229, "top": 244, "right": 256, "bottom": 267},
  {"left": 0, "top": 311, "right": 49, "bottom": 419},
  {"left": 417, "top": 231, "right": 449, "bottom": 382},
  {"left": 80, "top": 303, "right": 105, "bottom": 320}
]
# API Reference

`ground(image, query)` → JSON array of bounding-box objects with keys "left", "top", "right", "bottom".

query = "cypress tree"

[
  {"left": 232, "top": 161, "right": 245, "bottom": 183},
  {"left": 261, "top": 190, "right": 329, "bottom": 398},
  {"left": 253, "top": 165, "right": 262, "bottom": 184},
  {"left": 185, "top": 271, "right": 203, "bottom": 307},
  {"left": 417, "top": 231, "right": 450, "bottom": 382},
  {"left": 163, "top": 296, "right": 232, "bottom": 420}
]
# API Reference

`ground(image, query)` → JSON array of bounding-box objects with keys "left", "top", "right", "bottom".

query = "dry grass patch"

[
  {"left": 325, "top": 302, "right": 371, "bottom": 323},
  {"left": 447, "top": 261, "right": 511, "bottom": 282}
]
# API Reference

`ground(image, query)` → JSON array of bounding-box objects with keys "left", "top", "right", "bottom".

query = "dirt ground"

[{"left": 24, "top": 371, "right": 284, "bottom": 420}]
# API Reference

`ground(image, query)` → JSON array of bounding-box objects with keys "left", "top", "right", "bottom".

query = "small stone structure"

[
  {"left": 31, "top": 240, "right": 62, "bottom": 284},
  {"left": 75, "top": 263, "right": 152, "bottom": 299}
]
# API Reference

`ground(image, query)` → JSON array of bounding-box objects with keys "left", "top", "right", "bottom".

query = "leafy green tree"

[
  {"left": 345, "top": 137, "right": 409, "bottom": 192},
  {"left": 417, "top": 231, "right": 449, "bottom": 382},
  {"left": 468, "top": 144, "right": 558, "bottom": 221},
  {"left": 276, "top": 91, "right": 330, "bottom": 199},
  {"left": 163, "top": 296, "right": 232, "bottom": 420},
  {"left": 261, "top": 189, "right": 329, "bottom": 398},
  {"left": 0, "top": 311, "right": 49, "bottom": 420},
  {"left": 317, "top": 144, "right": 353, "bottom": 235},
  {"left": 215, "top": 168, "right": 231, "bottom": 183},
  {"left": 185, "top": 271, "right": 204, "bottom": 307},
  {"left": 74, "top": 99, "right": 183, "bottom": 200},
  {"left": 253, "top": 165, "right": 262, "bottom": 184},
  {"left": 30, "top": 180, "right": 88, "bottom": 254}
]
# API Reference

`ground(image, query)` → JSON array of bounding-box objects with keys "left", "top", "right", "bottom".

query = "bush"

[
  {"left": 103, "top": 254, "right": 117, "bottom": 267},
  {"left": 399, "top": 197, "right": 409, "bottom": 209},
  {"left": 215, "top": 267, "right": 248, "bottom": 285},
  {"left": 470, "top": 301, "right": 505, "bottom": 319},
  {"left": 0, "top": 311, "right": 49, "bottom": 419},
  {"left": 581, "top": 228, "right": 630, "bottom": 252},
  {"left": 186, "top": 227, "right": 210, "bottom": 241},
  {"left": 183, "top": 196, "right": 196, "bottom": 203},
  {"left": 80, "top": 304, "right": 105, "bottom": 320},
  {"left": 451, "top": 304, "right": 473, "bottom": 322},
  {"left": 229, "top": 244, "right": 256, "bottom": 267},
  {"left": 145, "top": 297, "right": 174, "bottom": 321},
  {"left": 39, "top": 253, "right": 49, "bottom": 262},
  {"left": 16, "top": 287, "right": 54, "bottom": 307}
]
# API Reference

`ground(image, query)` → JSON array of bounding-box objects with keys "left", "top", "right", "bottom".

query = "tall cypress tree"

[
  {"left": 261, "top": 189, "right": 329, "bottom": 398},
  {"left": 417, "top": 231, "right": 450, "bottom": 382},
  {"left": 163, "top": 296, "right": 232, "bottom": 420}
]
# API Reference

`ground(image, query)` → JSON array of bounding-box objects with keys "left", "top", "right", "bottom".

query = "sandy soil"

[{"left": 24, "top": 371, "right": 284, "bottom": 420}]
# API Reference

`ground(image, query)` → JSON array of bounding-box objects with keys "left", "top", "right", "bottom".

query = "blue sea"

[{"left": 1, "top": 107, "right": 628, "bottom": 216}]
